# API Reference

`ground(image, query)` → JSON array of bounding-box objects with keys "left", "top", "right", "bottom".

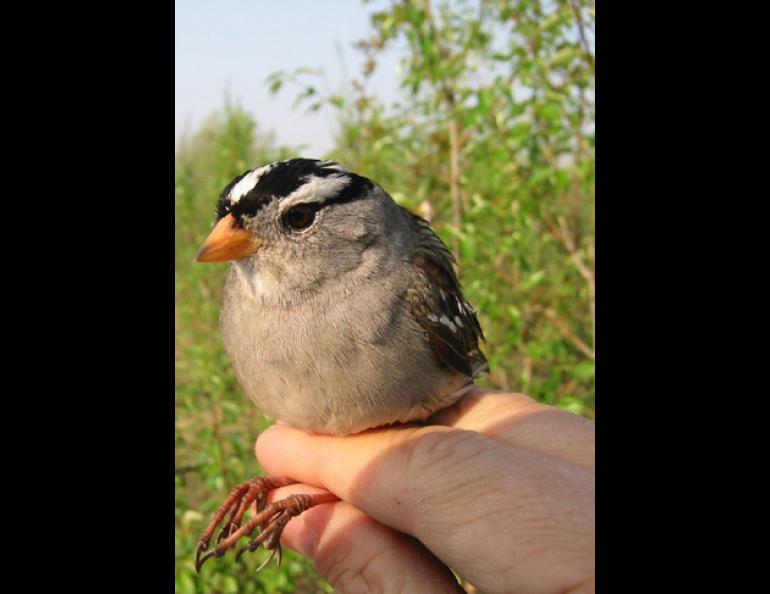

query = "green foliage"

[{"left": 177, "top": 1, "right": 594, "bottom": 591}]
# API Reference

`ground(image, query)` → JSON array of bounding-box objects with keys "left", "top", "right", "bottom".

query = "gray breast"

[{"left": 220, "top": 264, "right": 469, "bottom": 435}]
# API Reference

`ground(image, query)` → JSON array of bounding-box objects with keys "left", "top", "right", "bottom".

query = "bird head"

[{"left": 195, "top": 158, "right": 397, "bottom": 298}]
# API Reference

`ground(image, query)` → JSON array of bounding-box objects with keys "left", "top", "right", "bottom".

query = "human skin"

[{"left": 256, "top": 387, "right": 595, "bottom": 594}]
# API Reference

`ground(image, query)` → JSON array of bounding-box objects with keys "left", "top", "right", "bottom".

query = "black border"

[
  {"left": 11, "top": 1, "right": 734, "bottom": 590},
  {"left": 11, "top": 3, "right": 175, "bottom": 588}
]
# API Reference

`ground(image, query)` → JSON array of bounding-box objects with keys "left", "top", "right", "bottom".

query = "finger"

[
  {"left": 257, "top": 424, "right": 594, "bottom": 594},
  {"left": 256, "top": 422, "right": 451, "bottom": 532},
  {"left": 430, "top": 387, "right": 595, "bottom": 468},
  {"left": 265, "top": 485, "right": 463, "bottom": 594}
]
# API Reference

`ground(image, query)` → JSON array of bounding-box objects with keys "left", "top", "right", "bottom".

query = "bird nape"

[{"left": 193, "top": 158, "right": 486, "bottom": 572}]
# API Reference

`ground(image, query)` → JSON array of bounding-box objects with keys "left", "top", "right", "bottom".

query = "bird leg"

[{"left": 195, "top": 476, "right": 338, "bottom": 572}]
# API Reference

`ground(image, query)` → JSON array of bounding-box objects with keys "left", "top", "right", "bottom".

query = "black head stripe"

[
  {"left": 322, "top": 173, "right": 374, "bottom": 206},
  {"left": 216, "top": 159, "right": 372, "bottom": 221},
  {"left": 249, "top": 159, "right": 342, "bottom": 199}
]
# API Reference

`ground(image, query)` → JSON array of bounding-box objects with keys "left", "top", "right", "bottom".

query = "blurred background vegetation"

[{"left": 176, "top": 0, "right": 594, "bottom": 592}]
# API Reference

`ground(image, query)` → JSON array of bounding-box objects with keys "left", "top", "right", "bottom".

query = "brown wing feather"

[{"left": 403, "top": 209, "right": 487, "bottom": 378}]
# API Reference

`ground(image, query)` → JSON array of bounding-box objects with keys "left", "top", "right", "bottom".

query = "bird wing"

[{"left": 403, "top": 209, "right": 488, "bottom": 378}]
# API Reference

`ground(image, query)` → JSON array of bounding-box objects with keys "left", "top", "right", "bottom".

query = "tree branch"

[
  {"left": 536, "top": 305, "right": 595, "bottom": 361},
  {"left": 568, "top": 0, "right": 595, "bottom": 75},
  {"left": 542, "top": 213, "right": 596, "bottom": 352},
  {"left": 556, "top": 215, "right": 595, "bottom": 349}
]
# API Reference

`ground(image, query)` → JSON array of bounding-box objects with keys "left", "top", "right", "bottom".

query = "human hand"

[{"left": 256, "top": 388, "right": 595, "bottom": 594}]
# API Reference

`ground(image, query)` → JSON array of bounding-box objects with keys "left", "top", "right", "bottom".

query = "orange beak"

[{"left": 195, "top": 213, "right": 261, "bottom": 262}]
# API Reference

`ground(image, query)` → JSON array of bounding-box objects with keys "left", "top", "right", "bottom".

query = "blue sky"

[{"left": 175, "top": 0, "right": 401, "bottom": 156}]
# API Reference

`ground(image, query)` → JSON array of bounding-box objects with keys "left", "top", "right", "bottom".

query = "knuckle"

[{"left": 403, "top": 427, "right": 485, "bottom": 479}]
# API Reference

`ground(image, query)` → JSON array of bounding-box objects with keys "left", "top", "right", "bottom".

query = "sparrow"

[{"left": 193, "top": 158, "right": 486, "bottom": 572}]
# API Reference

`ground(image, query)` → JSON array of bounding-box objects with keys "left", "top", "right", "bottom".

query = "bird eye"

[{"left": 283, "top": 204, "right": 318, "bottom": 230}]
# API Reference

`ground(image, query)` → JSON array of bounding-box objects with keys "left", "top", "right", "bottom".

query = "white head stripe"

[
  {"left": 278, "top": 174, "right": 352, "bottom": 211},
  {"left": 229, "top": 163, "right": 277, "bottom": 204}
]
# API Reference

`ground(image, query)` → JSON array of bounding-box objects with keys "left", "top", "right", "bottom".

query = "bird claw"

[
  {"left": 194, "top": 476, "right": 336, "bottom": 572},
  {"left": 194, "top": 545, "right": 216, "bottom": 573},
  {"left": 254, "top": 546, "right": 281, "bottom": 573}
]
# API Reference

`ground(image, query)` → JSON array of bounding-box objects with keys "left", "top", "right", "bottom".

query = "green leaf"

[
  {"left": 539, "top": 10, "right": 563, "bottom": 32},
  {"left": 523, "top": 270, "right": 546, "bottom": 290},
  {"left": 557, "top": 395, "right": 584, "bottom": 415},
  {"left": 222, "top": 575, "right": 238, "bottom": 594},
  {"left": 572, "top": 361, "right": 595, "bottom": 381},
  {"left": 551, "top": 46, "right": 581, "bottom": 68},
  {"left": 176, "top": 571, "right": 195, "bottom": 594},
  {"left": 540, "top": 102, "right": 562, "bottom": 123}
]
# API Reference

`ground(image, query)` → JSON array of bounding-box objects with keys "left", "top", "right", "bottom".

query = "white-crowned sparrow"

[{"left": 193, "top": 158, "right": 487, "bottom": 571}]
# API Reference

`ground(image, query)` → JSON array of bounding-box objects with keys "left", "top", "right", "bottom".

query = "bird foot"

[{"left": 194, "top": 476, "right": 338, "bottom": 572}]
